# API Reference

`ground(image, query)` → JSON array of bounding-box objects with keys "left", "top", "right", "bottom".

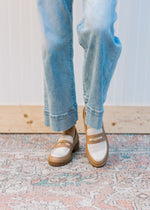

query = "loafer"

[
  {"left": 48, "top": 127, "right": 79, "bottom": 166},
  {"left": 83, "top": 106, "right": 109, "bottom": 167}
]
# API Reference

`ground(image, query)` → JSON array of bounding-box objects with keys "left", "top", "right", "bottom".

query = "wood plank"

[{"left": 0, "top": 105, "right": 149, "bottom": 134}]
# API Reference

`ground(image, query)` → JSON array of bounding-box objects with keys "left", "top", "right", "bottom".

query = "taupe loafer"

[
  {"left": 83, "top": 106, "right": 109, "bottom": 167},
  {"left": 48, "top": 127, "right": 79, "bottom": 166}
]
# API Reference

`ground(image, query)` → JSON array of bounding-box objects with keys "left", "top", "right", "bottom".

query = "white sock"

[
  {"left": 50, "top": 134, "right": 74, "bottom": 157},
  {"left": 87, "top": 127, "right": 107, "bottom": 161}
]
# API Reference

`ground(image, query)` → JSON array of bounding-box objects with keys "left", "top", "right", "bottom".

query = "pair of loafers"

[{"left": 48, "top": 107, "right": 109, "bottom": 167}]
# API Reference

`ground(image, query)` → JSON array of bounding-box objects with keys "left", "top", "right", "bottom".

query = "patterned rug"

[{"left": 0, "top": 133, "right": 149, "bottom": 210}]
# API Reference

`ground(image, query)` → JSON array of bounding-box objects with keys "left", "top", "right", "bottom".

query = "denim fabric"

[{"left": 37, "top": 0, "right": 122, "bottom": 132}]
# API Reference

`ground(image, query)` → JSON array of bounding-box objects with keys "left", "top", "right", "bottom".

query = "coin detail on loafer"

[
  {"left": 48, "top": 127, "right": 79, "bottom": 166},
  {"left": 83, "top": 106, "right": 109, "bottom": 167}
]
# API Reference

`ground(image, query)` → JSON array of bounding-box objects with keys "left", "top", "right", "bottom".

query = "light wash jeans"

[{"left": 37, "top": 0, "right": 122, "bottom": 132}]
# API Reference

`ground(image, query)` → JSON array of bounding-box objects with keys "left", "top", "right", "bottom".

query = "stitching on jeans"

[
  {"left": 103, "top": 49, "right": 122, "bottom": 97},
  {"left": 69, "top": 38, "right": 75, "bottom": 105},
  {"left": 86, "top": 104, "right": 104, "bottom": 115},
  {"left": 44, "top": 102, "right": 77, "bottom": 119}
]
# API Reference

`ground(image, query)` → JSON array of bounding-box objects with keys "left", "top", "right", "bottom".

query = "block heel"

[{"left": 73, "top": 138, "right": 79, "bottom": 152}]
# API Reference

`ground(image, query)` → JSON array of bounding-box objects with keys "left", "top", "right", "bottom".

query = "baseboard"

[{"left": 0, "top": 105, "right": 149, "bottom": 134}]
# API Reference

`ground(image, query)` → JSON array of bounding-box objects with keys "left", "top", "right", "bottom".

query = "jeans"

[{"left": 37, "top": 0, "right": 122, "bottom": 132}]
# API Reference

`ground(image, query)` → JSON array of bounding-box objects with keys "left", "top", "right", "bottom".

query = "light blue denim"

[{"left": 37, "top": 0, "right": 122, "bottom": 132}]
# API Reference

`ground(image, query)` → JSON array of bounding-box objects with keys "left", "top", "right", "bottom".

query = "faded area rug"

[{"left": 0, "top": 133, "right": 149, "bottom": 210}]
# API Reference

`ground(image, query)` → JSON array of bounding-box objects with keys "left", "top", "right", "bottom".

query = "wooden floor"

[{"left": 0, "top": 105, "right": 150, "bottom": 134}]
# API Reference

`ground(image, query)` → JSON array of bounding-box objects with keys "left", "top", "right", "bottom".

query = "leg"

[
  {"left": 76, "top": 0, "right": 122, "bottom": 129},
  {"left": 37, "top": 0, "right": 77, "bottom": 132}
]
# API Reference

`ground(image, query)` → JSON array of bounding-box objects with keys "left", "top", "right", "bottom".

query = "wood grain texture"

[{"left": 0, "top": 105, "right": 149, "bottom": 134}]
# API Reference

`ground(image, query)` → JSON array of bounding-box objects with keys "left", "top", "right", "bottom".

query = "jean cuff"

[
  {"left": 85, "top": 105, "right": 104, "bottom": 129},
  {"left": 44, "top": 104, "right": 78, "bottom": 132}
]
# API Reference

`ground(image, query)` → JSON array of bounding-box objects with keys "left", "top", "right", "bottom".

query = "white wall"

[{"left": 0, "top": 0, "right": 150, "bottom": 106}]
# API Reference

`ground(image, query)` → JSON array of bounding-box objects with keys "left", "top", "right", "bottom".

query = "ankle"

[
  {"left": 62, "top": 125, "right": 75, "bottom": 138},
  {"left": 87, "top": 124, "right": 102, "bottom": 130}
]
